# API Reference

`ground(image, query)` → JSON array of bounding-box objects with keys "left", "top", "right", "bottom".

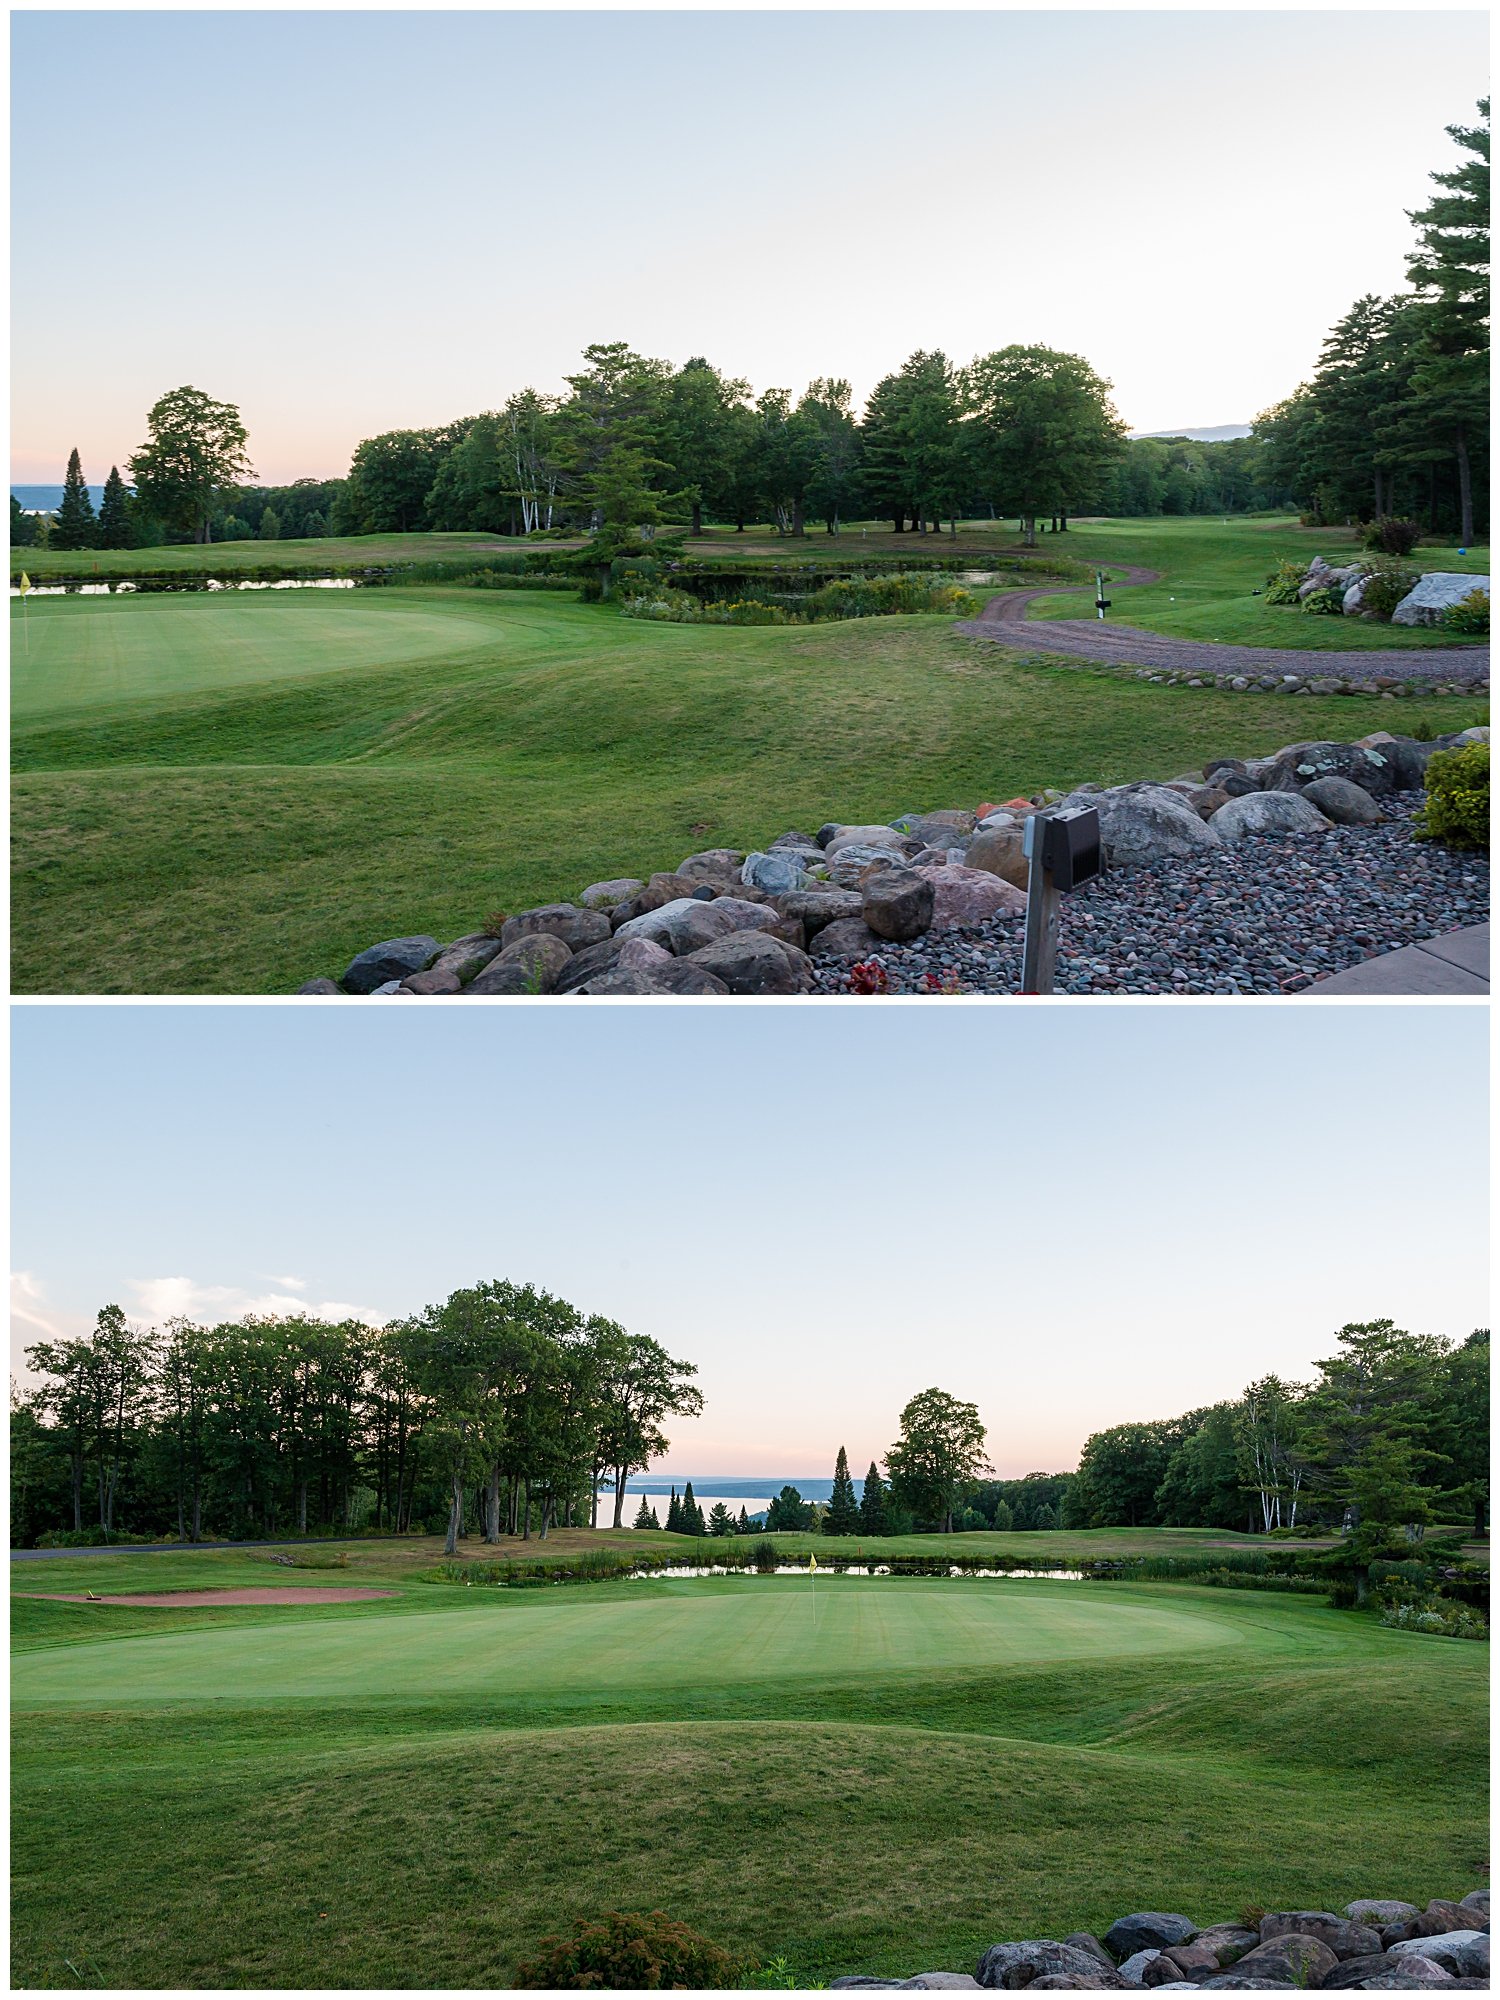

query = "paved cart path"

[{"left": 958, "top": 565, "right": 1490, "bottom": 685}]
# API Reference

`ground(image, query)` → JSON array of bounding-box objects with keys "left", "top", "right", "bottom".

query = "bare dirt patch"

[{"left": 28, "top": 1588, "right": 396, "bottom": 1607}]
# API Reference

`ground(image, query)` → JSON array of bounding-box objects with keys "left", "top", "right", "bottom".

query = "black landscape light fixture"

[
  {"left": 1095, "top": 569, "right": 1111, "bottom": 620},
  {"left": 1020, "top": 805, "right": 1103, "bottom": 994}
]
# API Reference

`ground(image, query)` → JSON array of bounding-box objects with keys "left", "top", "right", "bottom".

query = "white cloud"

[
  {"left": 9, "top": 1270, "right": 68, "bottom": 1341},
  {"left": 259, "top": 1274, "right": 307, "bottom": 1291},
  {"left": 125, "top": 1276, "right": 387, "bottom": 1328}
]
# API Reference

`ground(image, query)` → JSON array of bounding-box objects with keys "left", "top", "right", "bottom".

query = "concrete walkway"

[{"left": 1309, "top": 923, "right": 1489, "bottom": 995}]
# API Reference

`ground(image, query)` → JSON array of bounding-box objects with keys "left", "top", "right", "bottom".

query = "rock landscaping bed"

[
  {"left": 829, "top": 1891, "right": 1490, "bottom": 1990},
  {"left": 298, "top": 727, "right": 1488, "bottom": 999}
]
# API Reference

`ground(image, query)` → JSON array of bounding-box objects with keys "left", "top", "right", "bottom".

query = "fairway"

[
  {"left": 11, "top": 543, "right": 1487, "bottom": 994},
  {"left": 12, "top": 1576, "right": 1243, "bottom": 1706},
  {"left": 11, "top": 1562, "right": 1487, "bottom": 1988}
]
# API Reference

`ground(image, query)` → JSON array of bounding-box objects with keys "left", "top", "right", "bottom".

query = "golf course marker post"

[
  {"left": 1021, "top": 805, "right": 1103, "bottom": 995},
  {"left": 1094, "top": 569, "right": 1111, "bottom": 620}
]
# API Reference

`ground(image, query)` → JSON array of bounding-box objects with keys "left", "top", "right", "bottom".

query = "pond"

[{"left": 11, "top": 576, "right": 358, "bottom": 597}]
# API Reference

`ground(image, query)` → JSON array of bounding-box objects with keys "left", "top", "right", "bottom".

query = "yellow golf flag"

[
  {"left": 808, "top": 1553, "right": 818, "bottom": 1573},
  {"left": 19, "top": 572, "right": 31, "bottom": 597}
]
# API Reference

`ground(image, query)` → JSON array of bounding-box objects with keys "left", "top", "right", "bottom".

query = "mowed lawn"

[
  {"left": 1026, "top": 515, "right": 1491, "bottom": 650},
  {"left": 11, "top": 579, "right": 1487, "bottom": 994},
  {"left": 10, "top": 1561, "right": 1487, "bottom": 1989}
]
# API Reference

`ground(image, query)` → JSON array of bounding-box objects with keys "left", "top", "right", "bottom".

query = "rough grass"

[
  {"left": 1025, "top": 516, "right": 1491, "bottom": 650},
  {"left": 11, "top": 583, "right": 1485, "bottom": 994},
  {"left": 9, "top": 1557, "right": 1486, "bottom": 1990}
]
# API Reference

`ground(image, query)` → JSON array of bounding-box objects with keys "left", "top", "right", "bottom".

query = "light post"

[{"left": 1021, "top": 806, "right": 1103, "bottom": 994}]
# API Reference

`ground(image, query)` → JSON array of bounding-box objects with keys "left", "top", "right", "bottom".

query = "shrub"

[
  {"left": 1380, "top": 1598, "right": 1488, "bottom": 1640},
  {"left": 1357, "top": 560, "right": 1421, "bottom": 621},
  {"left": 1263, "top": 559, "right": 1306, "bottom": 605},
  {"left": 1441, "top": 587, "right": 1490, "bottom": 637},
  {"left": 751, "top": 1538, "right": 779, "bottom": 1574},
  {"left": 516, "top": 1910, "right": 747, "bottom": 1988},
  {"left": 1415, "top": 742, "right": 1489, "bottom": 850},
  {"left": 1362, "top": 515, "right": 1423, "bottom": 557},
  {"left": 1300, "top": 586, "right": 1344, "bottom": 616}
]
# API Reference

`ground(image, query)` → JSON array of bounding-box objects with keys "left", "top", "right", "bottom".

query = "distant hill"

[{"left": 1128, "top": 425, "right": 1252, "bottom": 443}]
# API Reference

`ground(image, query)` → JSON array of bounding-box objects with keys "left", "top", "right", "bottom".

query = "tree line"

[
  {"left": 969, "top": 1323, "right": 1486, "bottom": 1541},
  {"left": 1254, "top": 99, "right": 1489, "bottom": 542},
  {"left": 11, "top": 1282, "right": 701, "bottom": 1554}
]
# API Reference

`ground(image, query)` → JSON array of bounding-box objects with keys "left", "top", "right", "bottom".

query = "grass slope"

[
  {"left": 10, "top": 1554, "right": 1486, "bottom": 1990},
  {"left": 1025, "top": 517, "right": 1490, "bottom": 650},
  {"left": 12, "top": 581, "right": 1485, "bottom": 994}
]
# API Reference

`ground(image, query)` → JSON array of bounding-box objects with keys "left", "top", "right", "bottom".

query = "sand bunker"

[{"left": 32, "top": 1587, "right": 396, "bottom": 1607}]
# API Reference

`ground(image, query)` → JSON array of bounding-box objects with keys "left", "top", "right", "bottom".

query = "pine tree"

[
  {"left": 258, "top": 506, "right": 282, "bottom": 541},
  {"left": 96, "top": 466, "right": 133, "bottom": 549},
  {"left": 736, "top": 1506, "right": 751, "bottom": 1535},
  {"left": 54, "top": 448, "right": 97, "bottom": 551},
  {"left": 859, "top": 1461, "right": 888, "bottom": 1536},
  {"left": 665, "top": 1487, "right": 682, "bottom": 1534},
  {"left": 825, "top": 1446, "right": 861, "bottom": 1536},
  {"left": 708, "top": 1502, "right": 734, "bottom": 1536},
  {"left": 681, "top": 1481, "right": 705, "bottom": 1535},
  {"left": 633, "top": 1495, "right": 658, "bottom": 1530}
]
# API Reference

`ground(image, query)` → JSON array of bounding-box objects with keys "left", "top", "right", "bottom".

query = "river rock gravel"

[{"left": 811, "top": 794, "right": 1488, "bottom": 996}]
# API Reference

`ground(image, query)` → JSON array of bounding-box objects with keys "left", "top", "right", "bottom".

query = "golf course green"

[
  {"left": 10, "top": 516, "right": 1487, "bottom": 994},
  {"left": 10, "top": 1558, "right": 1487, "bottom": 1988}
]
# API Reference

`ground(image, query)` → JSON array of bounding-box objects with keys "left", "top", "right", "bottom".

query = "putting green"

[
  {"left": 15, "top": 1577, "right": 1244, "bottom": 1706},
  {"left": 11, "top": 591, "right": 519, "bottom": 719}
]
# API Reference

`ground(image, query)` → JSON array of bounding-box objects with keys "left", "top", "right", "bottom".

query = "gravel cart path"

[{"left": 957, "top": 568, "right": 1490, "bottom": 686}]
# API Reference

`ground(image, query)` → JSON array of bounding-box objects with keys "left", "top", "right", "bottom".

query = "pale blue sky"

[
  {"left": 11, "top": 1003, "right": 1489, "bottom": 1475},
  {"left": 10, "top": 10, "right": 1490, "bottom": 482}
]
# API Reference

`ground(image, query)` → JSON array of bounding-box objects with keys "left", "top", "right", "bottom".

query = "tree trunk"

[
  {"left": 791, "top": 496, "right": 805, "bottom": 537},
  {"left": 690, "top": 500, "right": 703, "bottom": 537},
  {"left": 1455, "top": 430, "right": 1473, "bottom": 543},
  {"left": 892, "top": 514, "right": 904, "bottom": 533},
  {"left": 1059, "top": 508, "right": 1068, "bottom": 532},
  {"left": 590, "top": 1462, "right": 600, "bottom": 1529},
  {"left": 444, "top": 1473, "right": 463, "bottom": 1557},
  {"left": 1023, "top": 516, "right": 1037, "bottom": 548},
  {"left": 613, "top": 1466, "right": 627, "bottom": 1529},
  {"left": 522, "top": 1484, "right": 531, "bottom": 1540},
  {"left": 485, "top": 1463, "right": 501, "bottom": 1543}
]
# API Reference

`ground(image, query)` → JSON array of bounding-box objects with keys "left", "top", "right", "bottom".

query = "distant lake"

[
  {"left": 12, "top": 484, "right": 107, "bottom": 512},
  {"left": 611, "top": 1476, "right": 836, "bottom": 1528}
]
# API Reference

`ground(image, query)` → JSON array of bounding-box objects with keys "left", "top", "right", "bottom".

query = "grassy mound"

[{"left": 10, "top": 1559, "right": 1487, "bottom": 1988}]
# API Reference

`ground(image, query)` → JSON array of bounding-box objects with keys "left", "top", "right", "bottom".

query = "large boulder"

[
  {"left": 686, "top": 929, "right": 814, "bottom": 994},
  {"left": 1210, "top": 792, "right": 1333, "bottom": 842},
  {"left": 650, "top": 958, "right": 733, "bottom": 994},
  {"left": 1415, "top": 1903, "right": 1479, "bottom": 1938},
  {"left": 1391, "top": 572, "right": 1490, "bottom": 626},
  {"left": 554, "top": 938, "right": 625, "bottom": 993},
  {"left": 1231, "top": 1935, "right": 1338, "bottom": 1987},
  {"left": 500, "top": 903, "right": 611, "bottom": 954},
  {"left": 809, "top": 916, "right": 889, "bottom": 962},
  {"left": 1164, "top": 1944, "right": 1231, "bottom": 1981},
  {"left": 341, "top": 935, "right": 440, "bottom": 993},
  {"left": 296, "top": 976, "right": 342, "bottom": 995},
  {"left": 399, "top": 967, "right": 461, "bottom": 994},
  {"left": 613, "top": 897, "right": 765, "bottom": 955},
  {"left": 892, "top": 808, "right": 978, "bottom": 847},
  {"left": 1117, "top": 1949, "right": 1180, "bottom": 1986},
  {"left": 426, "top": 933, "right": 505, "bottom": 985},
  {"left": 828, "top": 843, "right": 923, "bottom": 887},
  {"left": 578, "top": 877, "right": 645, "bottom": 911},
  {"left": 1457, "top": 1892, "right": 1488, "bottom": 1926},
  {"left": 1352, "top": 737, "right": 1432, "bottom": 791},
  {"left": 741, "top": 850, "right": 811, "bottom": 894},
  {"left": 568, "top": 967, "right": 664, "bottom": 996},
  {"left": 918, "top": 863, "right": 1027, "bottom": 930},
  {"left": 1347, "top": 1904, "right": 1422, "bottom": 1929},
  {"left": 862, "top": 864, "right": 936, "bottom": 942},
  {"left": 1261, "top": 1913, "right": 1382, "bottom": 1960},
  {"left": 676, "top": 847, "right": 747, "bottom": 885},
  {"left": 1067, "top": 784, "right": 1221, "bottom": 870},
  {"left": 1106, "top": 1917, "right": 1200, "bottom": 1959},
  {"left": 778, "top": 888, "right": 866, "bottom": 936},
  {"left": 609, "top": 872, "right": 719, "bottom": 928},
  {"left": 976, "top": 1940, "right": 1126, "bottom": 1989},
  {"left": 1062, "top": 1936, "right": 1118, "bottom": 1974},
  {"left": 1391, "top": 1933, "right": 1488, "bottom": 1977},
  {"left": 1192, "top": 1928, "right": 1260, "bottom": 1968},
  {"left": 965, "top": 823, "right": 1030, "bottom": 889},
  {"left": 826, "top": 824, "right": 918, "bottom": 858},
  {"left": 1272, "top": 740, "right": 1398, "bottom": 797},
  {"left": 466, "top": 933, "right": 572, "bottom": 994},
  {"left": 1301, "top": 775, "right": 1383, "bottom": 825}
]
